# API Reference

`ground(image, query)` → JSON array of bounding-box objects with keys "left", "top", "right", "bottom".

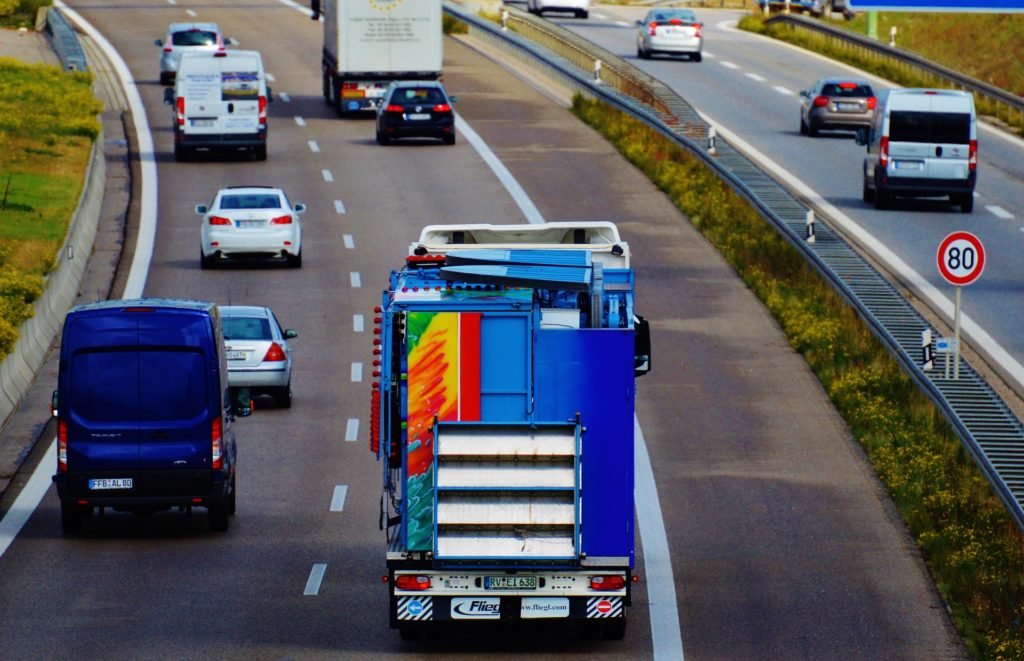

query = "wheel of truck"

[
  {"left": 398, "top": 626, "right": 422, "bottom": 642},
  {"left": 602, "top": 617, "right": 627, "bottom": 640},
  {"left": 174, "top": 143, "right": 189, "bottom": 162},
  {"left": 208, "top": 499, "right": 230, "bottom": 532},
  {"left": 61, "top": 502, "right": 86, "bottom": 535}
]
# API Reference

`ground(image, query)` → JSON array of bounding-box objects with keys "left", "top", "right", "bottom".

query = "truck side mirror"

[
  {"left": 634, "top": 315, "right": 651, "bottom": 377},
  {"left": 163, "top": 88, "right": 174, "bottom": 105},
  {"left": 855, "top": 127, "right": 868, "bottom": 146},
  {"left": 51, "top": 389, "right": 59, "bottom": 417}
]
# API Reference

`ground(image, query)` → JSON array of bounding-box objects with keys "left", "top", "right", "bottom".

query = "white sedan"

[
  {"left": 636, "top": 9, "right": 703, "bottom": 62},
  {"left": 197, "top": 186, "right": 304, "bottom": 268}
]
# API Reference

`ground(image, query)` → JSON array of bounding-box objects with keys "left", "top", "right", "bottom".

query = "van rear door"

[
  {"left": 887, "top": 109, "right": 972, "bottom": 181},
  {"left": 216, "top": 58, "right": 262, "bottom": 134}
]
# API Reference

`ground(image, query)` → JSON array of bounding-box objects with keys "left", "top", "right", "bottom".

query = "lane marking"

[
  {"left": 719, "top": 60, "right": 739, "bottom": 70},
  {"left": 294, "top": 116, "right": 305, "bottom": 126},
  {"left": 308, "top": 140, "right": 320, "bottom": 153},
  {"left": 185, "top": 8, "right": 196, "bottom": 16},
  {"left": 304, "top": 563, "right": 327, "bottom": 595},
  {"left": 279, "top": 92, "right": 291, "bottom": 103},
  {"left": 0, "top": 440, "right": 56, "bottom": 558},
  {"left": 343, "top": 234, "right": 354, "bottom": 249},
  {"left": 592, "top": 12, "right": 608, "bottom": 18},
  {"left": 701, "top": 51, "right": 716, "bottom": 59},
  {"left": 346, "top": 418, "right": 359, "bottom": 442},
  {"left": 773, "top": 85, "right": 795, "bottom": 96},
  {"left": 330, "top": 485, "right": 349, "bottom": 512},
  {"left": 322, "top": 169, "right": 334, "bottom": 182},
  {"left": 350, "top": 272, "right": 361, "bottom": 288},
  {"left": 351, "top": 362, "right": 363, "bottom": 382},
  {"left": 353, "top": 314, "right": 364, "bottom": 332},
  {"left": 267, "top": 73, "right": 276, "bottom": 83},
  {"left": 334, "top": 199, "right": 346, "bottom": 214},
  {"left": 987, "top": 205, "right": 1014, "bottom": 219},
  {"left": 615, "top": 20, "right": 629, "bottom": 27},
  {"left": 745, "top": 72, "right": 766, "bottom": 82}
]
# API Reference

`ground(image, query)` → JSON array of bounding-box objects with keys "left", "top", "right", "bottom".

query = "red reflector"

[
  {"left": 433, "top": 103, "right": 451, "bottom": 113},
  {"left": 209, "top": 216, "right": 231, "bottom": 225},
  {"left": 77, "top": 500, "right": 89, "bottom": 506},
  {"left": 395, "top": 575, "right": 431, "bottom": 590},
  {"left": 269, "top": 215, "right": 292, "bottom": 225},
  {"left": 969, "top": 138, "right": 977, "bottom": 171},
  {"left": 590, "top": 575, "right": 627, "bottom": 591},
  {"left": 812, "top": 95, "right": 829, "bottom": 108},
  {"left": 163, "top": 46, "right": 172, "bottom": 53},
  {"left": 838, "top": 82, "right": 857, "bottom": 89},
  {"left": 867, "top": 96, "right": 877, "bottom": 110},
  {"left": 385, "top": 104, "right": 405, "bottom": 113},
  {"left": 214, "top": 51, "right": 227, "bottom": 57},
  {"left": 669, "top": 18, "right": 682, "bottom": 24},
  {"left": 263, "top": 342, "right": 286, "bottom": 362},
  {"left": 192, "top": 497, "right": 203, "bottom": 503},
  {"left": 342, "top": 82, "right": 358, "bottom": 90}
]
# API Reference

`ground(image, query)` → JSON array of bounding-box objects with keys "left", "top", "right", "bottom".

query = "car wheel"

[
  {"left": 61, "top": 502, "right": 85, "bottom": 534},
  {"left": 874, "top": 188, "right": 889, "bottom": 210},
  {"left": 862, "top": 177, "right": 875, "bottom": 203},
  {"left": 640, "top": 46, "right": 650, "bottom": 60},
  {"left": 174, "top": 143, "right": 189, "bottom": 162},
  {"left": 208, "top": 500, "right": 230, "bottom": 532},
  {"left": 160, "top": 72, "right": 172, "bottom": 86},
  {"left": 692, "top": 52, "right": 702, "bottom": 62},
  {"left": 807, "top": 121, "right": 819, "bottom": 137},
  {"left": 959, "top": 193, "right": 974, "bottom": 213},
  {"left": 275, "top": 384, "right": 293, "bottom": 409},
  {"left": 800, "top": 116, "right": 808, "bottom": 135},
  {"left": 200, "top": 249, "right": 214, "bottom": 270},
  {"left": 254, "top": 145, "right": 267, "bottom": 161},
  {"left": 578, "top": 9, "right": 588, "bottom": 18},
  {"left": 444, "top": 133, "right": 456, "bottom": 146},
  {"left": 286, "top": 249, "right": 302, "bottom": 268},
  {"left": 227, "top": 476, "right": 237, "bottom": 516}
]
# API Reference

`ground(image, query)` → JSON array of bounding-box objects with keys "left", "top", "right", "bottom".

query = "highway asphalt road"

[{"left": 0, "top": 1, "right": 965, "bottom": 658}]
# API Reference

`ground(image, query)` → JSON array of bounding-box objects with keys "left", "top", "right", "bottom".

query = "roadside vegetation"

[
  {"left": 0, "top": 56, "right": 100, "bottom": 359},
  {"left": 572, "top": 95, "right": 1024, "bottom": 659},
  {"left": 0, "top": 0, "right": 49, "bottom": 28}
]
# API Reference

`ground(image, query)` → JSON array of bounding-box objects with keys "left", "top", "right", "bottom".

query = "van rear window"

[
  {"left": 71, "top": 350, "right": 208, "bottom": 423},
  {"left": 890, "top": 111, "right": 971, "bottom": 144}
]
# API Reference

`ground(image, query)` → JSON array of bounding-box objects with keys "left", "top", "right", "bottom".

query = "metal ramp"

[{"left": 433, "top": 422, "right": 580, "bottom": 562}]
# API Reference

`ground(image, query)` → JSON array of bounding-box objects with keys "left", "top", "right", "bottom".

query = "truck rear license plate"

[
  {"left": 88, "top": 478, "right": 132, "bottom": 490},
  {"left": 485, "top": 576, "right": 537, "bottom": 590}
]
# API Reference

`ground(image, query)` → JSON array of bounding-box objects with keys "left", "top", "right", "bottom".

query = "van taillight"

[
  {"left": 867, "top": 96, "right": 877, "bottom": 110},
  {"left": 880, "top": 136, "right": 889, "bottom": 169},
  {"left": 259, "top": 95, "right": 267, "bottom": 125},
  {"left": 176, "top": 97, "right": 185, "bottom": 126},
  {"left": 969, "top": 139, "right": 977, "bottom": 171},
  {"left": 211, "top": 417, "right": 223, "bottom": 470},
  {"left": 163, "top": 46, "right": 172, "bottom": 53},
  {"left": 263, "top": 342, "right": 286, "bottom": 362},
  {"left": 58, "top": 420, "right": 68, "bottom": 473},
  {"left": 694, "top": 24, "right": 702, "bottom": 38}
]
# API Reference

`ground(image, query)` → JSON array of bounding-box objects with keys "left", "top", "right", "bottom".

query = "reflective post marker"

[{"left": 922, "top": 329, "right": 933, "bottom": 371}]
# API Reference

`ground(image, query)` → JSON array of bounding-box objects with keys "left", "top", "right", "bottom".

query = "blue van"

[{"left": 51, "top": 299, "right": 247, "bottom": 533}]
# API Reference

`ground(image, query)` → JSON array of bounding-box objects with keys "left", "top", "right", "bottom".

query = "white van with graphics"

[
  {"left": 858, "top": 89, "right": 977, "bottom": 213},
  {"left": 165, "top": 50, "right": 271, "bottom": 161}
]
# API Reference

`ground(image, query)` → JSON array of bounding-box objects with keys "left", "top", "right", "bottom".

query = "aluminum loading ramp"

[{"left": 433, "top": 422, "right": 580, "bottom": 562}]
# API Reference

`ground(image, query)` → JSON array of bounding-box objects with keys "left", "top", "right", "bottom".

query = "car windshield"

[
  {"left": 392, "top": 88, "right": 445, "bottom": 104},
  {"left": 172, "top": 30, "right": 218, "bottom": 47},
  {"left": 648, "top": 10, "right": 696, "bottom": 23},
  {"left": 219, "top": 194, "right": 282, "bottom": 210},
  {"left": 222, "top": 317, "right": 271, "bottom": 340},
  {"left": 821, "top": 83, "right": 873, "bottom": 98}
]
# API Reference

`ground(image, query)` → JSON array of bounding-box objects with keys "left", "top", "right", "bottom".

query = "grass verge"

[
  {"left": 571, "top": 94, "right": 1024, "bottom": 659},
  {"left": 0, "top": 56, "right": 101, "bottom": 360}
]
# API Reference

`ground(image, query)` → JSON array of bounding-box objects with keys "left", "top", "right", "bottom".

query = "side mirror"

[
  {"left": 284, "top": 329, "right": 298, "bottom": 339},
  {"left": 449, "top": 96, "right": 458, "bottom": 104},
  {"left": 195, "top": 204, "right": 209, "bottom": 214},
  {"left": 51, "top": 390, "right": 59, "bottom": 417},
  {"left": 293, "top": 203, "right": 306, "bottom": 214},
  {"left": 225, "top": 37, "right": 237, "bottom": 47},
  {"left": 855, "top": 127, "right": 868, "bottom": 146},
  {"left": 798, "top": 90, "right": 807, "bottom": 97},
  {"left": 155, "top": 38, "right": 164, "bottom": 47},
  {"left": 634, "top": 315, "right": 652, "bottom": 377},
  {"left": 311, "top": 0, "right": 321, "bottom": 20},
  {"left": 163, "top": 88, "right": 174, "bottom": 105},
  {"left": 635, "top": 19, "right": 643, "bottom": 25}
]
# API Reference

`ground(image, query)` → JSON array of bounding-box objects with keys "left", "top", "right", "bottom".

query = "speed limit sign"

[{"left": 937, "top": 231, "right": 985, "bottom": 286}]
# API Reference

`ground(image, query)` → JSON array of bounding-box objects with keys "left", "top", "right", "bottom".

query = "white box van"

[
  {"left": 858, "top": 89, "right": 977, "bottom": 213},
  {"left": 165, "top": 50, "right": 271, "bottom": 161}
]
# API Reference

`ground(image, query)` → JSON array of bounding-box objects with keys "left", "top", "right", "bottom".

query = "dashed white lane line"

[
  {"left": 987, "top": 205, "right": 1014, "bottom": 219},
  {"left": 615, "top": 20, "right": 630, "bottom": 27},
  {"left": 166, "top": 0, "right": 176, "bottom": 4},
  {"left": 773, "top": 85, "right": 796, "bottom": 96},
  {"left": 351, "top": 362, "right": 363, "bottom": 382},
  {"left": 322, "top": 169, "right": 334, "bottom": 182},
  {"left": 294, "top": 116, "right": 305, "bottom": 126},
  {"left": 330, "top": 485, "right": 349, "bottom": 512},
  {"left": 343, "top": 234, "right": 354, "bottom": 249},
  {"left": 346, "top": 418, "right": 359, "bottom": 442},
  {"left": 185, "top": 8, "right": 196, "bottom": 16},
  {"left": 308, "top": 140, "right": 320, "bottom": 153},
  {"left": 267, "top": 73, "right": 276, "bottom": 83},
  {"left": 353, "top": 314, "right": 364, "bottom": 332},
  {"left": 720, "top": 60, "right": 739, "bottom": 70},
  {"left": 350, "top": 272, "right": 361, "bottom": 288},
  {"left": 745, "top": 72, "right": 766, "bottom": 83},
  {"left": 304, "top": 564, "right": 327, "bottom": 595},
  {"left": 701, "top": 51, "right": 716, "bottom": 59},
  {"left": 279, "top": 92, "right": 291, "bottom": 103},
  {"left": 334, "top": 199, "right": 346, "bottom": 214}
]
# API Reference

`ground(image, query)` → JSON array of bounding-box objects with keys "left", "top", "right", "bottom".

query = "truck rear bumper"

[{"left": 392, "top": 594, "right": 625, "bottom": 626}]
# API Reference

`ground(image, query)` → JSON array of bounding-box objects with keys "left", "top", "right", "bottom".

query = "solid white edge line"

[
  {"left": 351, "top": 363, "right": 363, "bottom": 382},
  {"left": 330, "top": 485, "right": 348, "bottom": 512},
  {"left": 304, "top": 563, "right": 327, "bottom": 595},
  {"left": 0, "top": 440, "right": 56, "bottom": 558},
  {"left": 699, "top": 109, "right": 1024, "bottom": 393},
  {"left": 345, "top": 418, "right": 359, "bottom": 442},
  {"left": 458, "top": 113, "right": 682, "bottom": 659}
]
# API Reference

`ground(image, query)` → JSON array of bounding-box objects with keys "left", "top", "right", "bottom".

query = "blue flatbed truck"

[{"left": 370, "top": 223, "right": 651, "bottom": 639}]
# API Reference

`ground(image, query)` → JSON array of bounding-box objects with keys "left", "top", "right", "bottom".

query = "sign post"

[{"left": 936, "top": 231, "right": 986, "bottom": 380}]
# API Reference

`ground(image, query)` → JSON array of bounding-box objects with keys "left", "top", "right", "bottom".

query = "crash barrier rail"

[
  {"left": 45, "top": 7, "right": 88, "bottom": 72},
  {"left": 763, "top": 14, "right": 1024, "bottom": 132},
  {"left": 443, "top": 1, "right": 1024, "bottom": 531}
]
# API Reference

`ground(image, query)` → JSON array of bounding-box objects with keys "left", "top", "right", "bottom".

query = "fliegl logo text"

[
  {"left": 451, "top": 598, "right": 500, "bottom": 619},
  {"left": 369, "top": 0, "right": 405, "bottom": 11}
]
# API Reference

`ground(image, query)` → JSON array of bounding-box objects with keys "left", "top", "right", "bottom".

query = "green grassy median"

[{"left": 571, "top": 95, "right": 1024, "bottom": 659}]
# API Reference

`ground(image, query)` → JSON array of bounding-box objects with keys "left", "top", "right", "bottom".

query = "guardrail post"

[
  {"left": 500, "top": 9, "right": 509, "bottom": 31},
  {"left": 805, "top": 209, "right": 815, "bottom": 244},
  {"left": 593, "top": 59, "right": 602, "bottom": 83}
]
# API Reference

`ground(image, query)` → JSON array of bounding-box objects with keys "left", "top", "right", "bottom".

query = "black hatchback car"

[{"left": 376, "top": 81, "right": 456, "bottom": 146}]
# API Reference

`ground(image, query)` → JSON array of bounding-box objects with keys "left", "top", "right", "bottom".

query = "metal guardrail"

[
  {"left": 45, "top": 7, "right": 89, "bottom": 72},
  {"left": 444, "top": 2, "right": 1024, "bottom": 532},
  {"left": 763, "top": 14, "right": 1024, "bottom": 132}
]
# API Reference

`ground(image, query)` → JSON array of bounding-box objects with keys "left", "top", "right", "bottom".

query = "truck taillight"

[
  {"left": 590, "top": 575, "right": 626, "bottom": 591},
  {"left": 263, "top": 342, "right": 286, "bottom": 362},
  {"left": 880, "top": 136, "right": 889, "bottom": 169},
  {"left": 58, "top": 420, "right": 68, "bottom": 473},
  {"left": 812, "top": 95, "right": 829, "bottom": 108},
  {"left": 969, "top": 139, "right": 977, "bottom": 171},
  {"left": 211, "top": 417, "right": 223, "bottom": 470},
  {"left": 258, "top": 95, "right": 267, "bottom": 125},
  {"left": 176, "top": 97, "right": 185, "bottom": 126},
  {"left": 395, "top": 575, "right": 431, "bottom": 590}
]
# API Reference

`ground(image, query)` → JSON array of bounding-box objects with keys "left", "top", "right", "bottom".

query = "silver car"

[
  {"left": 156, "top": 22, "right": 228, "bottom": 85},
  {"left": 220, "top": 306, "right": 297, "bottom": 408},
  {"left": 799, "top": 77, "right": 876, "bottom": 137},
  {"left": 636, "top": 9, "right": 702, "bottom": 61}
]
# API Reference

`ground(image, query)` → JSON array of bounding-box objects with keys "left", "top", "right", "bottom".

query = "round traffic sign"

[{"left": 937, "top": 231, "right": 985, "bottom": 286}]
